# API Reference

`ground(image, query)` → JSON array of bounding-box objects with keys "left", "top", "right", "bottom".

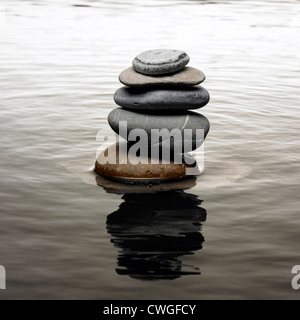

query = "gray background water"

[{"left": 0, "top": 0, "right": 300, "bottom": 299}]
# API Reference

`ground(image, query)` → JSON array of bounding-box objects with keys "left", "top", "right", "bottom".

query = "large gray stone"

[
  {"left": 132, "top": 49, "right": 189, "bottom": 75},
  {"left": 114, "top": 85, "right": 210, "bottom": 111},
  {"left": 119, "top": 66, "right": 205, "bottom": 87},
  {"left": 108, "top": 108, "right": 210, "bottom": 153}
]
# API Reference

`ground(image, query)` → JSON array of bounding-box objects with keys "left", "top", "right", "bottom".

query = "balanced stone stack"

[{"left": 95, "top": 49, "right": 210, "bottom": 183}]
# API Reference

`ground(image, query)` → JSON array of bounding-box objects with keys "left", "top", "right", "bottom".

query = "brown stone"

[
  {"left": 119, "top": 66, "right": 205, "bottom": 87},
  {"left": 94, "top": 142, "right": 200, "bottom": 183}
]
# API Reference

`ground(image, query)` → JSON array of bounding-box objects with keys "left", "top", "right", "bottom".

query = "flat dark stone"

[
  {"left": 132, "top": 49, "right": 189, "bottom": 75},
  {"left": 107, "top": 108, "right": 210, "bottom": 152},
  {"left": 119, "top": 66, "right": 205, "bottom": 87},
  {"left": 114, "top": 85, "right": 209, "bottom": 111}
]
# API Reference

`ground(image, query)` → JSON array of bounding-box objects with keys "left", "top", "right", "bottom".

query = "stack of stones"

[{"left": 95, "top": 49, "right": 210, "bottom": 183}]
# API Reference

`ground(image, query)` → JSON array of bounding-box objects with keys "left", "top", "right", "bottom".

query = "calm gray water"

[{"left": 0, "top": 0, "right": 300, "bottom": 299}]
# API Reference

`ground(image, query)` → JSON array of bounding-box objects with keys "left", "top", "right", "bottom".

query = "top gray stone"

[{"left": 132, "top": 49, "right": 190, "bottom": 76}]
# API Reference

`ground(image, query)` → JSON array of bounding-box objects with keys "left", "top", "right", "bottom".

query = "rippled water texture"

[{"left": 0, "top": 0, "right": 300, "bottom": 299}]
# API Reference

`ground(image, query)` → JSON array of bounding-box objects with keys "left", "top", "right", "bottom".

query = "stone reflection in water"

[
  {"left": 106, "top": 191, "right": 206, "bottom": 281},
  {"left": 96, "top": 174, "right": 198, "bottom": 194}
]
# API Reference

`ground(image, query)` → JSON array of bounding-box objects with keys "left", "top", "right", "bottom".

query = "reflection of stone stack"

[
  {"left": 106, "top": 191, "right": 206, "bottom": 280},
  {"left": 95, "top": 49, "right": 210, "bottom": 183}
]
